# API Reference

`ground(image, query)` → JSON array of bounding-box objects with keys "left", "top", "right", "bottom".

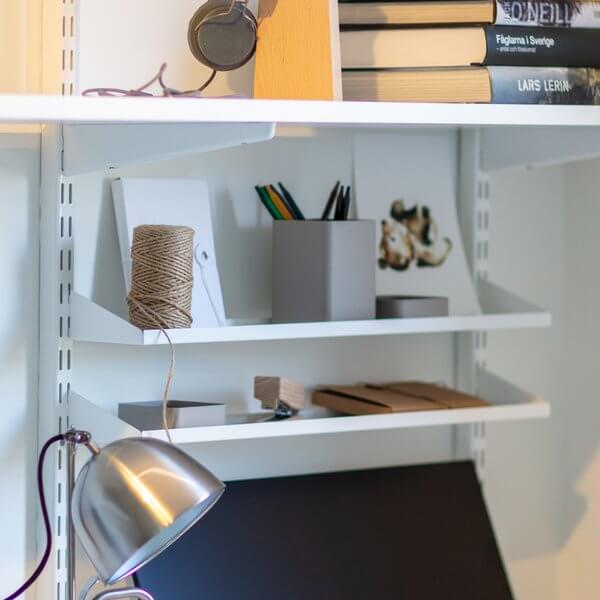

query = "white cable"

[{"left": 195, "top": 246, "right": 224, "bottom": 327}]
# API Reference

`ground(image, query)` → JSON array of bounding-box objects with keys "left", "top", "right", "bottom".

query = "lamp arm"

[
  {"left": 79, "top": 576, "right": 100, "bottom": 600},
  {"left": 90, "top": 589, "right": 154, "bottom": 600},
  {"left": 65, "top": 429, "right": 98, "bottom": 600}
]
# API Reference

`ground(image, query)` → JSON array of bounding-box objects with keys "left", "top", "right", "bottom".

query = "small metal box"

[
  {"left": 119, "top": 401, "right": 226, "bottom": 430},
  {"left": 376, "top": 296, "right": 449, "bottom": 319}
]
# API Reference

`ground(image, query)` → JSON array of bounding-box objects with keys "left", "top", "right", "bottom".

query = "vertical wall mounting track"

[
  {"left": 456, "top": 128, "right": 491, "bottom": 483},
  {"left": 37, "top": 2, "right": 78, "bottom": 598},
  {"left": 60, "top": 1, "right": 76, "bottom": 97},
  {"left": 39, "top": 126, "right": 75, "bottom": 600}
]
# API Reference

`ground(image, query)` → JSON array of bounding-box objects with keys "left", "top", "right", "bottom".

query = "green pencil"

[
  {"left": 255, "top": 186, "right": 283, "bottom": 220},
  {"left": 262, "top": 186, "right": 285, "bottom": 220}
]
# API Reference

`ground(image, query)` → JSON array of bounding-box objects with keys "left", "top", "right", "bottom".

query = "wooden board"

[{"left": 254, "top": 0, "right": 341, "bottom": 100}]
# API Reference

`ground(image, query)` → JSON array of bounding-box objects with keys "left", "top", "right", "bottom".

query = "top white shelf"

[{"left": 4, "top": 94, "right": 600, "bottom": 128}]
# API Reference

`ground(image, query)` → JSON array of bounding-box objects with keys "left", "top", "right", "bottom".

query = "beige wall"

[
  {"left": 487, "top": 165, "right": 566, "bottom": 600},
  {"left": 0, "top": 3, "right": 41, "bottom": 598},
  {"left": 558, "top": 158, "right": 600, "bottom": 600},
  {"left": 0, "top": 0, "right": 41, "bottom": 94},
  {"left": 0, "top": 134, "right": 40, "bottom": 599}
]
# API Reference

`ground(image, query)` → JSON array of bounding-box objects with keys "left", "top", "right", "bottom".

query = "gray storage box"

[
  {"left": 119, "top": 401, "right": 226, "bottom": 430},
  {"left": 272, "top": 220, "right": 376, "bottom": 323},
  {"left": 376, "top": 296, "right": 449, "bottom": 319}
]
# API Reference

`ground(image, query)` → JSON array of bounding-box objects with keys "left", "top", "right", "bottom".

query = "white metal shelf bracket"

[{"left": 62, "top": 122, "right": 276, "bottom": 176}]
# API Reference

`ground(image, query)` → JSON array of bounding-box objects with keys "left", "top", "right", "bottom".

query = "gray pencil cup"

[{"left": 272, "top": 220, "right": 376, "bottom": 323}]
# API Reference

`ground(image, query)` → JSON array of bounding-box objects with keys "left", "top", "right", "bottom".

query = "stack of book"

[{"left": 339, "top": 0, "right": 600, "bottom": 104}]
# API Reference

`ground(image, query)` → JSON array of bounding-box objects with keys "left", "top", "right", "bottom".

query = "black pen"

[
  {"left": 343, "top": 186, "right": 351, "bottom": 220},
  {"left": 322, "top": 181, "right": 340, "bottom": 220},
  {"left": 334, "top": 186, "right": 345, "bottom": 220}
]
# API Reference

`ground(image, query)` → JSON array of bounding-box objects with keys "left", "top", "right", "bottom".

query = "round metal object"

[
  {"left": 72, "top": 437, "right": 225, "bottom": 585},
  {"left": 188, "top": 1, "right": 257, "bottom": 71}
]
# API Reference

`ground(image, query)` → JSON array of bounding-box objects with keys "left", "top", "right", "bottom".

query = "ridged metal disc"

[{"left": 188, "top": 2, "right": 257, "bottom": 72}]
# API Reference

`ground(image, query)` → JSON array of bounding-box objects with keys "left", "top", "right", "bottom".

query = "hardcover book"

[
  {"left": 491, "top": 66, "right": 600, "bottom": 103},
  {"left": 342, "top": 66, "right": 600, "bottom": 104},
  {"left": 340, "top": 26, "right": 600, "bottom": 69},
  {"left": 497, "top": 0, "right": 600, "bottom": 27},
  {"left": 339, "top": 0, "right": 600, "bottom": 28},
  {"left": 339, "top": 0, "right": 496, "bottom": 26}
]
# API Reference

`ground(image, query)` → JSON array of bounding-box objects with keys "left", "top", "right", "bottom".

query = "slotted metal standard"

[
  {"left": 456, "top": 129, "right": 493, "bottom": 482},
  {"left": 39, "top": 134, "right": 75, "bottom": 600},
  {"left": 36, "top": 2, "right": 77, "bottom": 598}
]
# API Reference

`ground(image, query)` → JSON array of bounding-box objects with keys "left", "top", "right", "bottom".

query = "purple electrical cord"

[{"left": 3, "top": 433, "right": 65, "bottom": 600}]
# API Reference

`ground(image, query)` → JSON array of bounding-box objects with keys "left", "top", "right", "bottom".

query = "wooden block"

[
  {"left": 254, "top": 376, "right": 305, "bottom": 411},
  {"left": 254, "top": 0, "right": 342, "bottom": 100}
]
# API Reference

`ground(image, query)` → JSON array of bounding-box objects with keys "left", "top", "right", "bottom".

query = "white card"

[
  {"left": 354, "top": 133, "right": 481, "bottom": 316},
  {"left": 112, "top": 177, "right": 226, "bottom": 328}
]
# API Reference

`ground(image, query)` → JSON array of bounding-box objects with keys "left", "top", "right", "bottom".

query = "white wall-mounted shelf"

[
  {"left": 70, "top": 280, "right": 550, "bottom": 346},
  {"left": 6, "top": 94, "right": 600, "bottom": 173},
  {"left": 3, "top": 94, "right": 600, "bottom": 128},
  {"left": 68, "top": 370, "right": 549, "bottom": 447}
]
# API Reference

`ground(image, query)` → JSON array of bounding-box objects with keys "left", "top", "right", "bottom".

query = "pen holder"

[{"left": 272, "top": 220, "right": 376, "bottom": 323}]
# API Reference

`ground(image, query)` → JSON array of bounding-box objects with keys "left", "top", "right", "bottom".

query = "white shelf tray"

[
  {"left": 3, "top": 94, "right": 600, "bottom": 128},
  {"left": 68, "top": 370, "right": 549, "bottom": 447},
  {"left": 70, "top": 280, "right": 551, "bottom": 346}
]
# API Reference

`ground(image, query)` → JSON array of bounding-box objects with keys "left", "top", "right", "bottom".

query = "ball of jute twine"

[
  {"left": 128, "top": 224, "right": 195, "bottom": 330},
  {"left": 127, "top": 224, "right": 195, "bottom": 444}
]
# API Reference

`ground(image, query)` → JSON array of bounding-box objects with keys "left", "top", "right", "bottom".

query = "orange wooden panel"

[{"left": 254, "top": 0, "right": 337, "bottom": 100}]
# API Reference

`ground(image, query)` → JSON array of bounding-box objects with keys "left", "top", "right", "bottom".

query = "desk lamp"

[{"left": 4, "top": 429, "right": 225, "bottom": 600}]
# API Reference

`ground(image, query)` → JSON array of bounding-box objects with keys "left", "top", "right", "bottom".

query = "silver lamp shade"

[{"left": 71, "top": 438, "right": 225, "bottom": 585}]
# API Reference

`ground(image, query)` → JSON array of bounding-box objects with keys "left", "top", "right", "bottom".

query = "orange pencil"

[{"left": 267, "top": 185, "right": 294, "bottom": 220}]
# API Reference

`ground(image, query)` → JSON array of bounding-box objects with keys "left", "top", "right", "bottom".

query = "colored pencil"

[
  {"left": 255, "top": 186, "right": 283, "bottom": 220},
  {"left": 262, "top": 186, "right": 285, "bottom": 220},
  {"left": 267, "top": 185, "right": 294, "bottom": 220},
  {"left": 278, "top": 182, "right": 305, "bottom": 220}
]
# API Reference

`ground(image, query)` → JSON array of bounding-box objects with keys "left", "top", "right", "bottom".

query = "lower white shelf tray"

[
  {"left": 69, "top": 370, "right": 549, "bottom": 446},
  {"left": 70, "top": 279, "right": 551, "bottom": 346}
]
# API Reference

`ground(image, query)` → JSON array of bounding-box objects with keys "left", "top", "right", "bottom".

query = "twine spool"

[{"left": 128, "top": 225, "right": 195, "bottom": 330}]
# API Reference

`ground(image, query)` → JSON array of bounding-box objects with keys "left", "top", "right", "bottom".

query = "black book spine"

[
  {"left": 496, "top": 0, "right": 600, "bottom": 28},
  {"left": 490, "top": 66, "right": 600, "bottom": 103},
  {"left": 485, "top": 26, "right": 600, "bottom": 66}
]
